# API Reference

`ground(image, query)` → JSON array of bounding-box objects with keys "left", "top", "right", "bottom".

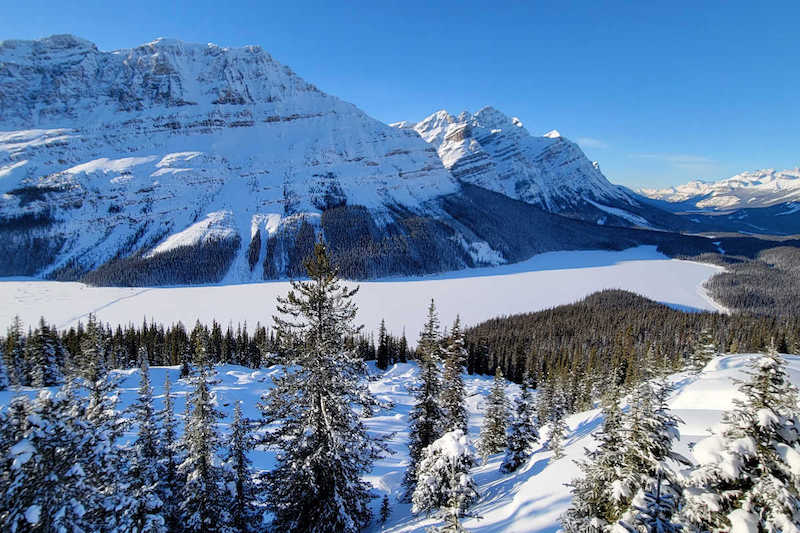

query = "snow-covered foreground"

[
  {"left": 1, "top": 352, "right": 792, "bottom": 532},
  {"left": 0, "top": 246, "right": 723, "bottom": 340}
]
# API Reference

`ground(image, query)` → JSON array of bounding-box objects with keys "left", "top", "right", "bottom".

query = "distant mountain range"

[
  {"left": 0, "top": 35, "right": 795, "bottom": 285},
  {"left": 639, "top": 168, "right": 800, "bottom": 212}
]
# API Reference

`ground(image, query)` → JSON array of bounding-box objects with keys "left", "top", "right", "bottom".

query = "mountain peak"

[{"left": 406, "top": 106, "right": 631, "bottom": 214}]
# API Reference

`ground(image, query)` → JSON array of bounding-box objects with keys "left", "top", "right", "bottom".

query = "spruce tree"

[
  {"left": 0, "top": 381, "right": 121, "bottom": 532},
  {"left": 547, "top": 386, "right": 568, "bottom": 461},
  {"left": 224, "top": 402, "right": 259, "bottom": 533},
  {"left": 561, "top": 383, "right": 626, "bottom": 531},
  {"left": 689, "top": 329, "right": 718, "bottom": 373},
  {"left": 158, "top": 374, "right": 183, "bottom": 532},
  {"left": 478, "top": 367, "right": 509, "bottom": 461},
  {"left": 29, "top": 318, "right": 64, "bottom": 388},
  {"left": 0, "top": 344, "right": 9, "bottom": 391},
  {"left": 441, "top": 316, "right": 468, "bottom": 434},
  {"left": 501, "top": 372, "right": 539, "bottom": 473},
  {"left": 379, "top": 494, "right": 391, "bottom": 525},
  {"left": 403, "top": 299, "right": 445, "bottom": 499},
  {"left": 610, "top": 377, "right": 687, "bottom": 530},
  {"left": 616, "top": 472, "right": 681, "bottom": 533},
  {"left": 258, "top": 242, "right": 388, "bottom": 533},
  {"left": 682, "top": 345, "right": 800, "bottom": 531},
  {"left": 412, "top": 430, "right": 479, "bottom": 532},
  {"left": 119, "top": 348, "right": 166, "bottom": 532},
  {"left": 5, "top": 316, "right": 25, "bottom": 386},
  {"left": 178, "top": 348, "right": 232, "bottom": 532},
  {"left": 376, "top": 319, "right": 390, "bottom": 370}
]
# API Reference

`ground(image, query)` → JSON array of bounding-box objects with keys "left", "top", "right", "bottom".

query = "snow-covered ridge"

[
  {"left": 394, "top": 107, "right": 639, "bottom": 216},
  {"left": 639, "top": 168, "right": 800, "bottom": 211}
]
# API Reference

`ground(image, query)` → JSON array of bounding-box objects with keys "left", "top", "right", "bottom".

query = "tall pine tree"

[
  {"left": 440, "top": 316, "right": 468, "bottom": 434},
  {"left": 118, "top": 348, "right": 166, "bottom": 532},
  {"left": 376, "top": 319, "right": 390, "bottom": 371},
  {"left": 478, "top": 366, "right": 509, "bottom": 461},
  {"left": 158, "top": 374, "right": 183, "bottom": 532},
  {"left": 258, "top": 242, "right": 388, "bottom": 532},
  {"left": 403, "top": 299, "right": 445, "bottom": 499},
  {"left": 223, "top": 402, "right": 259, "bottom": 533},
  {"left": 501, "top": 372, "right": 539, "bottom": 473},
  {"left": 561, "top": 383, "right": 626, "bottom": 531},
  {"left": 178, "top": 337, "right": 232, "bottom": 533}
]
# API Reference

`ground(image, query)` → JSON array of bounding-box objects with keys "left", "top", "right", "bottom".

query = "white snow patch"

[
  {"left": 65, "top": 156, "right": 157, "bottom": 175},
  {"left": 147, "top": 210, "right": 237, "bottom": 257}
]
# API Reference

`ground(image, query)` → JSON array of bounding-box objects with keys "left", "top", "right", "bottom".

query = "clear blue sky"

[{"left": 2, "top": 1, "right": 798, "bottom": 188}]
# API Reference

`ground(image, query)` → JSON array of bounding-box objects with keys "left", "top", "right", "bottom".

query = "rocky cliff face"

[{"left": 394, "top": 107, "right": 652, "bottom": 225}]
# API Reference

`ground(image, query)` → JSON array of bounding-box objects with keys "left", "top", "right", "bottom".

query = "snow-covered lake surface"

[
  {"left": 1, "top": 352, "right": 792, "bottom": 532},
  {"left": 0, "top": 246, "right": 724, "bottom": 338}
]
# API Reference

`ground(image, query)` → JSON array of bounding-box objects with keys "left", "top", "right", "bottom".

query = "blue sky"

[{"left": 2, "top": 1, "right": 797, "bottom": 188}]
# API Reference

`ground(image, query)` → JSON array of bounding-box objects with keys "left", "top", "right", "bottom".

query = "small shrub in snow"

[{"left": 412, "top": 430, "right": 479, "bottom": 532}]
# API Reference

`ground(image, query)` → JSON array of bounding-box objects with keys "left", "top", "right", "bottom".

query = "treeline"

[
  {"left": 0, "top": 313, "right": 412, "bottom": 391},
  {"left": 464, "top": 289, "right": 800, "bottom": 393}
]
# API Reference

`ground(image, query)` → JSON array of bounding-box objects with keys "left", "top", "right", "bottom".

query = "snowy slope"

[
  {"left": 393, "top": 108, "right": 653, "bottom": 226},
  {"left": 0, "top": 246, "right": 724, "bottom": 343},
  {"left": 0, "top": 35, "right": 466, "bottom": 281},
  {"left": 639, "top": 168, "right": 800, "bottom": 212},
  {"left": 1, "top": 352, "right": 793, "bottom": 532}
]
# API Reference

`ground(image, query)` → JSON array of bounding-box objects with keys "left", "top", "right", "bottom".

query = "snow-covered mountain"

[
  {"left": 0, "top": 35, "right": 474, "bottom": 282},
  {"left": 393, "top": 108, "right": 654, "bottom": 226},
  {"left": 639, "top": 168, "right": 800, "bottom": 212},
  {"left": 0, "top": 36, "right": 721, "bottom": 285}
]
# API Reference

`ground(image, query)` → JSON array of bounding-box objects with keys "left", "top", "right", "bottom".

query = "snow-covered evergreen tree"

[
  {"left": 614, "top": 472, "right": 681, "bottom": 533},
  {"left": 379, "top": 494, "right": 391, "bottom": 525},
  {"left": 501, "top": 372, "right": 539, "bottom": 474},
  {"left": 412, "top": 430, "right": 479, "bottom": 532},
  {"left": 0, "top": 380, "right": 121, "bottom": 532},
  {"left": 258, "top": 242, "right": 388, "bottom": 533},
  {"left": 682, "top": 344, "right": 800, "bottom": 531},
  {"left": 561, "top": 383, "right": 626, "bottom": 532},
  {"left": 0, "top": 344, "right": 9, "bottom": 391},
  {"left": 441, "top": 316, "right": 468, "bottom": 434},
  {"left": 5, "top": 316, "right": 25, "bottom": 386},
  {"left": 403, "top": 299, "right": 445, "bottom": 499},
  {"left": 158, "top": 373, "right": 183, "bottom": 532},
  {"left": 547, "top": 388, "right": 568, "bottom": 460},
  {"left": 118, "top": 348, "right": 166, "bottom": 532},
  {"left": 29, "top": 318, "right": 64, "bottom": 388},
  {"left": 178, "top": 349, "right": 232, "bottom": 532},
  {"left": 608, "top": 376, "right": 687, "bottom": 531},
  {"left": 478, "top": 367, "right": 509, "bottom": 461},
  {"left": 223, "top": 402, "right": 259, "bottom": 533},
  {"left": 376, "top": 318, "right": 390, "bottom": 370},
  {"left": 689, "top": 329, "right": 718, "bottom": 373}
]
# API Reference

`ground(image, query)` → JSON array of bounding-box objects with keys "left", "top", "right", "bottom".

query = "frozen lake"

[{"left": 0, "top": 246, "right": 724, "bottom": 340}]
